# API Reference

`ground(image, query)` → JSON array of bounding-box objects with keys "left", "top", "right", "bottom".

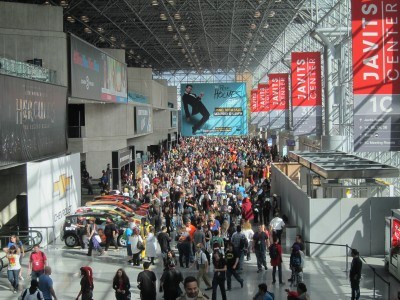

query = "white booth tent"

[{"left": 272, "top": 151, "right": 400, "bottom": 257}]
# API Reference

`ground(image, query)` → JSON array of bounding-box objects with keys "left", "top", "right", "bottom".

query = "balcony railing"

[{"left": 0, "top": 57, "right": 57, "bottom": 84}]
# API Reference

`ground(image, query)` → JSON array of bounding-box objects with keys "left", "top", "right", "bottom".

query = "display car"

[
  {"left": 60, "top": 212, "right": 129, "bottom": 248},
  {"left": 75, "top": 205, "right": 134, "bottom": 220},
  {"left": 85, "top": 200, "right": 136, "bottom": 213}
]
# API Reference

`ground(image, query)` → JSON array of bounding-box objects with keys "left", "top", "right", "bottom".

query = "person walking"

[
  {"left": 130, "top": 228, "right": 144, "bottom": 266},
  {"left": 28, "top": 244, "right": 47, "bottom": 281},
  {"left": 4, "top": 235, "right": 25, "bottom": 281},
  {"left": 137, "top": 262, "right": 157, "bottom": 300},
  {"left": 87, "top": 218, "right": 104, "bottom": 256},
  {"left": 224, "top": 242, "right": 244, "bottom": 291},
  {"left": 253, "top": 225, "right": 268, "bottom": 273},
  {"left": 182, "top": 84, "right": 210, "bottom": 135},
  {"left": 269, "top": 237, "right": 284, "bottom": 285},
  {"left": 7, "top": 245, "right": 21, "bottom": 293},
  {"left": 230, "top": 225, "right": 246, "bottom": 270},
  {"left": 211, "top": 250, "right": 227, "bottom": 300},
  {"left": 112, "top": 268, "right": 131, "bottom": 300},
  {"left": 178, "top": 276, "right": 209, "bottom": 300},
  {"left": 350, "top": 248, "right": 362, "bottom": 300},
  {"left": 104, "top": 218, "right": 119, "bottom": 252},
  {"left": 160, "top": 261, "right": 184, "bottom": 300},
  {"left": 39, "top": 266, "right": 57, "bottom": 300},
  {"left": 269, "top": 212, "right": 285, "bottom": 244},
  {"left": 194, "top": 243, "right": 212, "bottom": 291},
  {"left": 76, "top": 266, "right": 94, "bottom": 300},
  {"left": 20, "top": 280, "right": 44, "bottom": 300},
  {"left": 242, "top": 220, "right": 254, "bottom": 261},
  {"left": 157, "top": 226, "right": 171, "bottom": 268},
  {"left": 146, "top": 226, "right": 157, "bottom": 265}
]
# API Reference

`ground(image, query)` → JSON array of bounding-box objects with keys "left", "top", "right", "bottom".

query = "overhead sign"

[
  {"left": 171, "top": 111, "right": 178, "bottom": 128},
  {"left": 291, "top": 52, "right": 323, "bottom": 136},
  {"left": 70, "top": 34, "right": 127, "bottom": 103},
  {"left": 352, "top": 0, "right": 400, "bottom": 151},
  {"left": 268, "top": 73, "right": 289, "bottom": 130},
  {"left": 250, "top": 89, "right": 259, "bottom": 124},
  {"left": 0, "top": 75, "right": 67, "bottom": 167},
  {"left": 257, "top": 83, "right": 270, "bottom": 128},
  {"left": 180, "top": 83, "right": 248, "bottom": 136}
]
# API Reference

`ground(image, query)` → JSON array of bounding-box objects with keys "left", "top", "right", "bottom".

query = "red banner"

[
  {"left": 291, "top": 52, "right": 322, "bottom": 107},
  {"left": 352, "top": 0, "right": 400, "bottom": 95},
  {"left": 250, "top": 89, "right": 258, "bottom": 112},
  {"left": 269, "top": 73, "right": 289, "bottom": 110},
  {"left": 258, "top": 84, "right": 269, "bottom": 112}
]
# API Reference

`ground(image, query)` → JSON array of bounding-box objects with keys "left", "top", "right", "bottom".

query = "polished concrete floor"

[{"left": 0, "top": 240, "right": 398, "bottom": 300}]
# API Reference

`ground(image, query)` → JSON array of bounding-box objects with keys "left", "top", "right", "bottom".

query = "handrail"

[{"left": 305, "top": 241, "right": 390, "bottom": 299}]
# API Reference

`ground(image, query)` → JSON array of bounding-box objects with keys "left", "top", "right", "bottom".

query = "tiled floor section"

[{"left": 0, "top": 242, "right": 398, "bottom": 299}]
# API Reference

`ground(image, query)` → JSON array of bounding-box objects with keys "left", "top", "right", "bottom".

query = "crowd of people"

[{"left": 4, "top": 136, "right": 370, "bottom": 299}]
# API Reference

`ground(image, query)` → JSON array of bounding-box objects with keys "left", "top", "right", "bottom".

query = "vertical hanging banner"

[
  {"left": 352, "top": 0, "right": 400, "bottom": 151},
  {"left": 291, "top": 52, "right": 323, "bottom": 136},
  {"left": 269, "top": 73, "right": 289, "bottom": 130},
  {"left": 250, "top": 89, "right": 259, "bottom": 124},
  {"left": 257, "top": 83, "right": 270, "bottom": 128}
]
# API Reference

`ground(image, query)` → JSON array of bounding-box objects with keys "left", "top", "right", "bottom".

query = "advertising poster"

[
  {"left": 250, "top": 89, "right": 259, "bottom": 124},
  {"left": 70, "top": 35, "right": 127, "bottom": 103},
  {"left": 392, "top": 218, "right": 400, "bottom": 248},
  {"left": 257, "top": 83, "right": 270, "bottom": 128},
  {"left": 180, "top": 83, "right": 248, "bottom": 136},
  {"left": 135, "top": 106, "right": 152, "bottom": 134},
  {"left": 0, "top": 75, "right": 67, "bottom": 167},
  {"left": 268, "top": 73, "right": 289, "bottom": 130},
  {"left": 27, "top": 153, "right": 81, "bottom": 246},
  {"left": 171, "top": 111, "right": 178, "bottom": 128},
  {"left": 352, "top": 0, "right": 400, "bottom": 151},
  {"left": 291, "top": 52, "right": 323, "bottom": 136}
]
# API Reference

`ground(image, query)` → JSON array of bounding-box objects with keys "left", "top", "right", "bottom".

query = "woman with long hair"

[
  {"left": 146, "top": 226, "right": 157, "bottom": 265},
  {"left": 76, "top": 266, "right": 94, "bottom": 300},
  {"left": 7, "top": 245, "right": 21, "bottom": 293},
  {"left": 4, "top": 235, "right": 25, "bottom": 281},
  {"left": 112, "top": 268, "right": 131, "bottom": 300}
]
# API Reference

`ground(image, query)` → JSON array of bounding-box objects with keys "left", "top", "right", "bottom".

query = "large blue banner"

[{"left": 180, "top": 83, "right": 248, "bottom": 136}]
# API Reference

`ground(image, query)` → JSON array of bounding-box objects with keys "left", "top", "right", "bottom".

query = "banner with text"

[
  {"left": 27, "top": 153, "right": 80, "bottom": 246},
  {"left": 70, "top": 34, "right": 127, "bottom": 103},
  {"left": 180, "top": 83, "right": 248, "bottom": 136},
  {"left": 268, "top": 73, "right": 289, "bottom": 130},
  {"left": 0, "top": 75, "right": 67, "bottom": 167},
  {"left": 250, "top": 89, "right": 259, "bottom": 124},
  {"left": 291, "top": 52, "right": 322, "bottom": 136},
  {"left": 257, "top": 83, "right": 270, "bottom": 128},
  {"left": 352, "top": 0, "right": 400, "bottom": 151}
]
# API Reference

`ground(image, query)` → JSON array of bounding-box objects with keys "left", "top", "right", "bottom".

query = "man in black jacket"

[
  {"left": 350, "top": 248, "right": 362, "bottom": 300},
  {"left": 182, "top": 84, "right": 210, "bottom": 134}
]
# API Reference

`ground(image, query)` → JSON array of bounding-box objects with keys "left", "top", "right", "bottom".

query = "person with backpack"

[
  {"left": 289, "top": 245, "right": 303, "bottom": 286},
  {"left": 20, "top": 279, "right": 44, "bottom": 300},
  {"left": 211, "top": 250, "right": 227, "bottom": 300},
  {"left": 28, "top": 244, "right": 47, "bottom": 281},
  {"left": 76, "top": 266, "right": 94, "bottom": 300},
  {"left": 253, "top": 225, "right": 268, "bottom": 273},
  {"left": 210, "top": 230, "right": 224, "bottom": 253},
  {"left": 230, "top": 225, "right": 247, "bottom": 270},
  {"left": 194, "top": 243, "right": 212, "bottom": 291},
  {"left": 269, "top": 237, "right": 284, "bottom": 285}
]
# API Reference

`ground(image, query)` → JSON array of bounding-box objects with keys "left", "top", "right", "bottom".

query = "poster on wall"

[
  {"left": 135, "top": 106, "right": 152, "bottom": 134},
  {"left": 70, "top": 34, "right": 127, "bottom": 103},
  {"left": 180, "top": 83, "right": 248, "bottom": 136},
  {"left": 352, "top": 0, "right": 400, "bottom": 151},
  {"left": 257, "top": 83, "right": 270, "bottom": 128},
  {"left": 27, "top": 153, "right": 81, "bottom": 246},
  {"left": 268, "top": 73, "right": 289, "bottom": 130},
  {"left": 171, "top": 111, "right": 178, "bottom": 128},
  {"left": 291, "top": 52, "right": 322, "bottom": 136},
  {"left": 0, "top": 75, "right": 67, "bottom": 168}
]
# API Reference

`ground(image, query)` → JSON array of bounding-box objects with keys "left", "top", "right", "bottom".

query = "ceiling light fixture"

[
  {"left": 177, "top": 42, "right": 182, "bottom": 46},
  {"left": 180, "top": 25, "right": 186, "bottom": 32},
  {"left": 66, "top": 16, "right": 75, "bottom": 23},
  {"left": 97, "top": 27, "right": 105, "bottom": 33},
  {"left": 173, "top": 34, "right": 179, "bottom": 41},
  {"left": 60, "top": 0, "right": 68, "bottom": 8},
  {"left": 151, "top": 0, "right": 158, "bottom": 6},
  {"left": 268, "top": 11, "right": 276, "bottom": 17},
  {"left": 254, "top": 11, "right": 261, "bottom": 18},
  {"left": 99, "top": 37, "right": 105, "bottom": 42},
  {"left": 121, "top": 43, "right": 126, "bottom": 48},
  {"left": 174, "top": 13, "right": 181, "bottom": 20},
  {"left": 80, "top": 15, "right": 89, "bottom": 22},
  {"left": 184, "top": 34, "right": 189, "bottom": 40},
  {"left": 160, "top": 13, "right": 167, "bottom": 20},
  {"left": 110, "top": 36, "right": 117, "bottom": 42},
  {"left": 167, "top": 25, "right": 173, "bottom": 31},
  {"left": 84, "top": 27, "right": 92, "bottom": 34},
  {"left": 129, "top": 49, "right": 134, "bottom": 54},
  {"left": 250, "top": 23, "right": 256, "bottom": 30}
]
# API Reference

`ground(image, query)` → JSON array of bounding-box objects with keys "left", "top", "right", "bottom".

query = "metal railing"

[
  {"left": 305, "top": 241, "right": 391, "bottom": 299},
  {"left": 0, "top": 57, "right": 57, "bottom": 84}
]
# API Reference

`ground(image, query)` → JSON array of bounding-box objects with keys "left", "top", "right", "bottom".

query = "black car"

[{"left": 60, "top": 212, "right": 128, "bottom": 248}]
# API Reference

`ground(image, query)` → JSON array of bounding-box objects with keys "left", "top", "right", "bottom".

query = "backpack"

[
  {"left": 211, "top": 237, "right": 221, "bottom": 250},
  {"left": 239, "top": 236, "right": 248, "bottom": 251},
  {"left": 201, "top": 249, "right": 211, "bottom": 265},
  {"left": 20, "top": 288, "right": 43, "bottom": 300},
  {"left": 291, "top": 253, "right": 301, "bottom": 267},
  {"left": 269, "top": 244, "right": 279, "bottom": 260}
]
